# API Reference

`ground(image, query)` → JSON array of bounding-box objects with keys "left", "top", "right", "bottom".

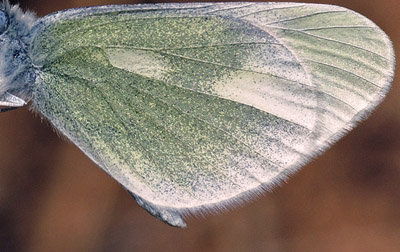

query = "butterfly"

[{"left": 0, "top": 1, "right": 394, "bottom": 227}]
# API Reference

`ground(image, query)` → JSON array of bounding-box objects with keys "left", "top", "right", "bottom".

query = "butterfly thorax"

[{"left": 0, "top": 1, "right": 37, "bottom": 105}]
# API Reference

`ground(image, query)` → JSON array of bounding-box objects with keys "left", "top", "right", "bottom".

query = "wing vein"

[
  {"left": 265, "top": 26, "right": 389, "bottom": 60},
  {"left": 106, "top": 42, "right": 285, "bottom": 51},
  {"left": 203, "top": 3, "right": 256, "bottom": 14},
  {"left": 300, "top": 25, "right": 378, "bottom": 31},
  {"left": 304, "top": 58, "right": 382, "bottom": 88},
  {"left": 152, "top": 49, "right": 310, "bottom": 87},
  {"left": 265, "top": 10, "right": 347, "bottom": 25},
  {"left": 237, "top": 4, "right": 307, "bottom": 18}
]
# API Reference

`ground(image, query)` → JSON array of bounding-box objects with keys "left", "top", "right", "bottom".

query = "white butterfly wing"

[{"left": 29, "top": 3, "right": 394, "bottom": 227}]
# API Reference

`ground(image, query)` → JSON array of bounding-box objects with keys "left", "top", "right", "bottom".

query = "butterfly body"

[
  {"left": 0, "top": 3, "right": 36, "bottom": 106},
  {"left": 0, "top": 1, "right": 395, "bottom": 227}
]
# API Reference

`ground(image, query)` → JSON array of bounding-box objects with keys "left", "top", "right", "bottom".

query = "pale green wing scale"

[{"left": 29, "top": 2, "right": 394, "bottom": 227}]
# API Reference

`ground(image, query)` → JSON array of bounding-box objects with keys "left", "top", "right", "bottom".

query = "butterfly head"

[{"left": 0, "top": 1, "right": 37, "bottom": 107}]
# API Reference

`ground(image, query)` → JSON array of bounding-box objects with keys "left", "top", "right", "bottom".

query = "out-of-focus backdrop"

[{"left": 1, "top": 0, "right": 399, "bottom": 251}]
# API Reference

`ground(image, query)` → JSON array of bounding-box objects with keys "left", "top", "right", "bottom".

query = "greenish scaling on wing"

[{"left": 0, "top": 2, "right": 394, "bottom": 227}]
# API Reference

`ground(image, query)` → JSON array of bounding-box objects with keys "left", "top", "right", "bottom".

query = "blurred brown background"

[{"left": 1, "top": 0, "right": 399, "bottom": 251}]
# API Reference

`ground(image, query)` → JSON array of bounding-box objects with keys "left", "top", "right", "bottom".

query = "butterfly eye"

[{"left": 0, "top": 10, "right": 8, "bottom": 34}]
